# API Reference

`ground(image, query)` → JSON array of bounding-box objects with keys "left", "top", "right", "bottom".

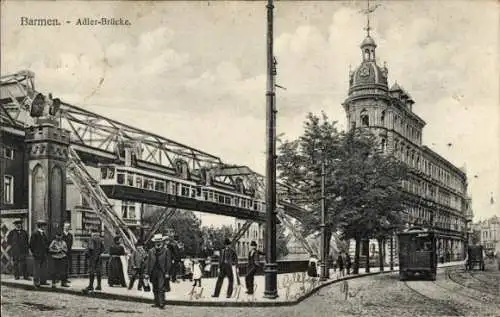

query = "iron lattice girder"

[
  {"left": 1, "top": 70, "right": 311, "bottom": 218},
  {"left": 144, "top": 207, "right": 177, "bottom": 243},
  {"left": 67, "top": 147, "right": 138, "bottom": 253},
  {"left": 231, "top": 219, "right": 254, "bottom": 245},
  {"left": 276, "top": 210, "right": 318, "bottom": 256}
]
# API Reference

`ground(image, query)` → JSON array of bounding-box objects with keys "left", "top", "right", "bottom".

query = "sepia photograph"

[{"left": 0, "top": 0, "right": 499, "bottom": 316}]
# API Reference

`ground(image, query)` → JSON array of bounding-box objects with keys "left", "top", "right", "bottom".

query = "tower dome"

[{"left": 348, "top": 35, "right": 388, "bottom": 97}]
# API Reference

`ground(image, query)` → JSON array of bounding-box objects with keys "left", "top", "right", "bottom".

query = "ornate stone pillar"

[{"left": 26, "top": 117, "right": 70, "bottom": 238}]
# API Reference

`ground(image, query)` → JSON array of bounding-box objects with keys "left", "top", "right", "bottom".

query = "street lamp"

[{"left": 263, "top": 0, "right": 278, "bottom": 299}]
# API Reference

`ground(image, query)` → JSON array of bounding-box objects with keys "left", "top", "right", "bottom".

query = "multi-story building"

[
  {"left": 233, "top": 219, "right": 264, "bottom": 258},
  {"left": 471, "top": 216, "right": 500, "bottom": 251},
  {"left": 342, "top": 27, "right": 469, "bottom": 262}
]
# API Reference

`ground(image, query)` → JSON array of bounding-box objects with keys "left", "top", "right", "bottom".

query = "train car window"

[
  {"left": 191, "top": 188, "right": 196, "bottom": 198},
  {"left": 100, "top": 168, "right": 107, "bottom": 179},
  {"left": 136, "top": 176, "right": 143, "bottom": 188},
  {"left": 108, "top": 168, "right": 115, "bottom": 179},
  {"left": 203, "top": 192, "right": 208, "bottom": 200},
  {"left": 117, "top": 172, "right": 125, "bottom": 185},
  {"left": 155, "top": 180, "right": 166, "bottom": 192},
  {"left": 225, "top": 197, "right": 231, "bottom": 205},
  {"left": 146, "top": 179, "right": 154, "bottom": 190},
  {"left": 196, "top": 187, "right": 201, "bottom": 196},
  {"left": 181, "top": 185, "right": 190, "bottom": 197},
  {"left": 234, "top": 197, "right": 240, "bottom": 207},
  {"left": 218, "top": 195, "right": 224, "bottom": 204},
  {"left": 127, "top": 174, "right": 134, "bottom": 186},
  {"left": 242, "top": 200, "right": 246, "bottom": 208}
]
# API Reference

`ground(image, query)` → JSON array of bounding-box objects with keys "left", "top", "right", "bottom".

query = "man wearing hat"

[
  {"left": 29, "top": 220, "right": 50, "bottom": 287},
  {"left": 84, "top": 228, "right": 105, "bottom": 292},
  {"left": 7, "top": 219, "right": 30, "bottom": 280},
  {"left": 212, "top": 238, "right": 238, "bottom": 298},
  {"left": 145, "top": 234, "right": 173, "bottom": 309},
  {"left": 62, "top": 221, "right": 73, "bottom": 285},
  {"left": 245, "top": 240, "right": 264, "bottom": 295}
]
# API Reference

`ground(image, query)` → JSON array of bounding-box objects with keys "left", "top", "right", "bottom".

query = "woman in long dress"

[{"left": 108, "top": 236, "right": 127, "bottom": 287}]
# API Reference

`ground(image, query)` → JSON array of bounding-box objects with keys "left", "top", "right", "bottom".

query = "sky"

[{"left": 1, "top": 0, "right": 499, "bottom": 226}]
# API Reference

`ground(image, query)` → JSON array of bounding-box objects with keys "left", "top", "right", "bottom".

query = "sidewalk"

[{"left": 0, "top": 260, "right": 465, "bottom": 307}]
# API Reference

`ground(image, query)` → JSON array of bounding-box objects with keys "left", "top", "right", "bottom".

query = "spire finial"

[{"left": 362, "top": 0, "right": 380, "bottom": 37}]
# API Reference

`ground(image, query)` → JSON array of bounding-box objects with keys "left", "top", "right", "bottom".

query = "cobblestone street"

[{"left": 2, "top": 263, "right": 499, "bottom": 317}]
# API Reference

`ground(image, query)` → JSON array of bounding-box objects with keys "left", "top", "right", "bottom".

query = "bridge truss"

[{"left": 0, "top": 70, "right": 315, "bottom": 255}]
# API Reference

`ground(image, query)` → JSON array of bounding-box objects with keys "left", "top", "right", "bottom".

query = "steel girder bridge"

[{"left": 0, "top": 70, "right": 319, "bottom": 255}]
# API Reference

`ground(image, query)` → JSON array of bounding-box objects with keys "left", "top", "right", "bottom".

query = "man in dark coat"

[
  {"left": 166, "top": 235, "right": 180, "bottom": 283},
  {"left": 62, "top": 222, "right": 73, "bottom": 284},
  {"left": 145, "top": 234, "right": 173, "bottom": 309},
  {"left": 7, "top": 219, "right": 30, "bottom": 280},
  {"left": 84, "top": 228, "right": 105, "bottom": 292},
  {"left": 245, "top": 240, "right": 264, "bottom": 295},
  {"left": 212, "top": 238, "right": 238, "bottom": 298},
  {"left": 29, "top": 220, "right": 50, "bottom": 287}
]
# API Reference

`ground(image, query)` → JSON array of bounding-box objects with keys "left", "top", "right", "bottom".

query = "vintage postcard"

[{"left": 1, "top": 0, "right": 499, "bottom": 316}]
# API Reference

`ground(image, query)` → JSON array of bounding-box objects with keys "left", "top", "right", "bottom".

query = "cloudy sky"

[{"left": 2, "top": 0, "right": 498, "bottom": 226}]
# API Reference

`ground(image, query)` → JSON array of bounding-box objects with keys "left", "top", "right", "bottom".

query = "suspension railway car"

[
  {"left": 398, "top": 227, "right": 438, "bottom": 281},
  {"left": 98, "top": 164, "right": 265, "bottom": 214}
]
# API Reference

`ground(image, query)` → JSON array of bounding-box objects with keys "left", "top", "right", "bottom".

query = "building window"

[
  {"left": 4, "top": 147, "right": 14, "bottom": 160},
  {"left": 121, "top": 201, "right": 136, "bottom": 220},
  {"left": 380, "top": 110, "right": 386, "bottom": 125},
  {"left": 4, "top": 175, "right": 14, "bottom": 204},
  {"left": 360, "top": 109, "right": 369, "bottom": 127}
]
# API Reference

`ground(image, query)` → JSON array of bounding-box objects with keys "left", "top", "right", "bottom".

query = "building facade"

[
  {"left": 471, "top": 216, "right": 500, "bottom": 251},
  {"left": 342, "top": 31, "right": 470, "bottom": 262},
  {"left": 233, "top": 219, "right": 264, "bottom": 258}
]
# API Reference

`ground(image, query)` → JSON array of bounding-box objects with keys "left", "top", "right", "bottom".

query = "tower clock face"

[{"left": 360, "top": 66, "right": 370, "bottom": 77}]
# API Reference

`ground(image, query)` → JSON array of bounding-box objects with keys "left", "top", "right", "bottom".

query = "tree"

[
  {"left": 277, "top": 113, "right": 408, "bottom": 274},
  {"left": 201, "top": 225, "right": 234, "bottom": 254},
  {"left": 142, "top": 207, "right": 204, "bottom": 257},
  {"left": 277, "top": 112, "right": 344, "bottom": 258}
]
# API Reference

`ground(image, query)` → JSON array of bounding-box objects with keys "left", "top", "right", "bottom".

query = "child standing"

[
  {"left": 48, "top": 231, "right": 69, "bottom": 288},
  {"left": 128, "top": 241, "right": 148, "bottom": 290},
  {"left": 192, "top": 258, "right": 203, "bottom": 287}
]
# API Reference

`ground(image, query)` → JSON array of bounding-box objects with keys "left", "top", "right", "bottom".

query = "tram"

[
  {"left": 466, "top": 244, "right": 485, "bottom": 271},
  {"left": 398, "top": 227, "right": 438, "bottom": 281},
  {"left": 98, "top": 164, "right": 265, "bottom": 212}
]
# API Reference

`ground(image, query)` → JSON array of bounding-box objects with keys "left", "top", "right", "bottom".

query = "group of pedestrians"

[
  {"left": 7, "top": 219, "right": 73, "bottom": 289},
  {"left": 8, "top": 220, "right": 265, "bottom": 307},
  {"left": 334, "top": 251, "right": 352, "bottom": 276}
]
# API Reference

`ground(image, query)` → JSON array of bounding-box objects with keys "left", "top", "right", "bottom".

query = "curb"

[{"left": 1, "top": 264, "right": 464, "bottom": 307}]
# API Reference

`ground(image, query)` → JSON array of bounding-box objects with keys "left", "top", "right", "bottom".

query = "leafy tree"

[
  {"left": 142, "top": 207, "right": 204, "bottom": 257},
  {"left": 277, "top": 113, "right": 408, "bottom": 274},
  {"left": 201, "top": 225, "right": 234, "bottom": 254}
]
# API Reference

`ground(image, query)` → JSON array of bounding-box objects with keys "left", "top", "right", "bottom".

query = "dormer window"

[{"left": 360, "top": 109, "right": 369, "bottom": 127}]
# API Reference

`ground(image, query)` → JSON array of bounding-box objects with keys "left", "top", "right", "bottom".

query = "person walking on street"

[
  {"left": 212, "top": 238, "right": 238, "bottom": 298},
  {"left": 62, "top": 222, "right": 73, "bottom": 284},
  {"left": 245, "top": 241, "right": 263, "bottom": 295},
  {"left": 84, "top": 228, "right": 105, "bottom": 292},
  {"left": 7, "top": 219, "right": 30, "bottom": 280},
  {"left": 145, "top": 234, "right": 173, "bottom": 309},
  {"left": 48, "top": 231, "right": 69, "bottom": 288},
  {"left": 29, "top": 220, "right": 50, "bottom": 288},
  {"left": 128, "top": 241, "right": 148, "bottom": 290}
]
